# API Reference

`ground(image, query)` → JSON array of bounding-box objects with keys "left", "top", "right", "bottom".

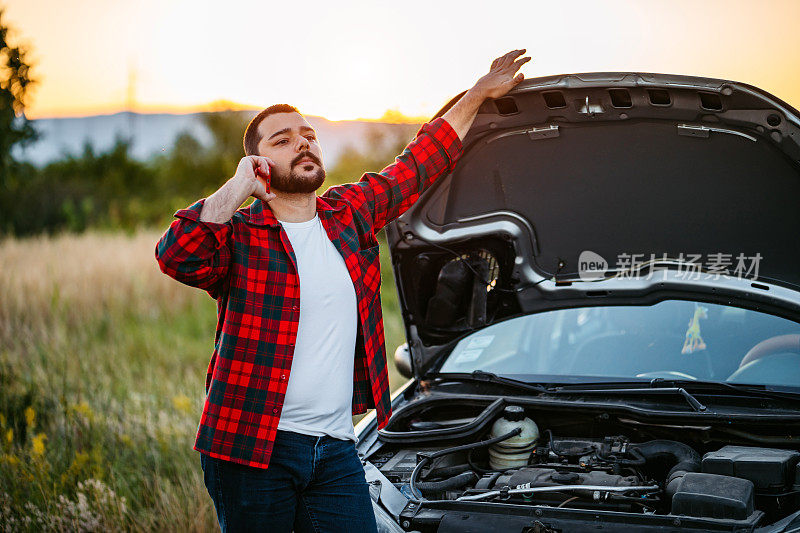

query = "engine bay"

[{"left": 363, "top": 397, "right": 800, "bottom": 532}]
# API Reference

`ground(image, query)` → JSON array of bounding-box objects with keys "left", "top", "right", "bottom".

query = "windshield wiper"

[
  {"left": 551, "top": 379, "right": 800, "bottom": 412},
  {"left": 662, "top": 379, "right": 800, "bottom": 404},
  {"left": 433, "top": 374, "right": 706, "bottom": 410},
  {"left": 550, "top": 380, "right": 708, "bottom": 412},
  {"left": 431, "top": 371, "right": 548, "bottom": 395}
]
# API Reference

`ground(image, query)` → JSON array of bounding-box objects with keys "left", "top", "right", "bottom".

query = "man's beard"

[{"left": 269, "top": 151, "right": 326, "bottom": 194}]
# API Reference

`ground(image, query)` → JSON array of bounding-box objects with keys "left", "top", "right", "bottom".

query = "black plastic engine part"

[
  {"left": 702, "top": 445, "right": 800, "bottom": 492},
  {"left": 630, "top": 440, "right": 701, "bottom": 481},
  {"left": 424, "top": 259, "right": 470, "bottom": 327},
  {"left": 502, "top": 405, "right": 525, "bottom": 422},
  {"left": 475, "top": 471, "right": 503, "bottom": 490},
  {"left": 378, "top": 449, "right": 433, "bottom": 482},
  {"left": 493, "top": 467, "right": 641, "bottom": 490},
  {"left": 409, "top": 428, "right": 522, "bottom": 501},
  {"left": 552, "top": 439, "right": 595, "bottom": 459},
  {"left": 671, "top": 472, "right": 755, "bottom": 520}
]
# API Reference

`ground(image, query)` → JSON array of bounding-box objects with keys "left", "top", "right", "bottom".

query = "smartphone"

[{"left": 254, "top": 163, "right": 270, "bottom": 194}]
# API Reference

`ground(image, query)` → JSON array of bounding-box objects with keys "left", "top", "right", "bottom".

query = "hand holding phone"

[
  {"left": 234, "top": 156, "right": 275, "bottom": 203},
  {"left": 254, "top": 161, "right": 270, "bottom": 195}
]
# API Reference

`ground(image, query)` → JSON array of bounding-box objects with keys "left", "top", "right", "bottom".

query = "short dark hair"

[{"left": 243, "top": 104, "right": 300, "bottom": 156}]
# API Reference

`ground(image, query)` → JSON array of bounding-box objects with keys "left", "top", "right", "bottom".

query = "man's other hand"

[{"left": 473, "top": 49, "right": 531, "bottom": 100}]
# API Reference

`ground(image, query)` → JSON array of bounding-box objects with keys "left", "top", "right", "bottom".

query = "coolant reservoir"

[{"left": 488, "top": 406, "right": 539, "bottom": 470}]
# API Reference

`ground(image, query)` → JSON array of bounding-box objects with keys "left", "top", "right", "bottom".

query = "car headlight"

[{"left": 372, "top": 500, "right": 405, "bottom": 533}]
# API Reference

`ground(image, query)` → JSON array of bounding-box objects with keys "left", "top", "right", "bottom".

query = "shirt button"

[
  {"left": 272, "top": 408, "right": 278, "bottom": 414},
  {"left": 280, "top": 375, "right": 286, "bottom": 381},
  {"left": 292, "top": 305, "right": 299, "bottom": 311}
]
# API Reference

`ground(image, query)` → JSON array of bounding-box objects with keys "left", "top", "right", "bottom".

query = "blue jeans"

[{"left": 200, "top": 429, "right": 378, "bottom": 532}]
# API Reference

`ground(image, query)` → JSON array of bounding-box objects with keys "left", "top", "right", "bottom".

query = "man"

[{"left": 155, "top": 49, "right": 530, "bottom": 532}]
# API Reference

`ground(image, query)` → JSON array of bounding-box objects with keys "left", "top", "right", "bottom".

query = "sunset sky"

[{"left": 4, "top": 0, "right": 800, "bottom": 121}]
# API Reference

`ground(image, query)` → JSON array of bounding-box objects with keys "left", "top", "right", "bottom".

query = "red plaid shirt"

[{"left": 155, "top": 117, "right": 462, "bottom": 468}]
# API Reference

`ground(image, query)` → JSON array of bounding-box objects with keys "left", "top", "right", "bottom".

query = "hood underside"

[{"left": 385, "top": 73, "right": 800, "bottom": 378}]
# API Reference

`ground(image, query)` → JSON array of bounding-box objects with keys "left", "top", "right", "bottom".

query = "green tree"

[
  {"left": 0, "top": 7, "right": 37, "bottom": 183},
  {"left": 0, "top": 7, "right": 38, "bottom": 235},
  {"left": 2, "top": 137, "right": 159, "bottom": 235},
  {"left": 151, "top": 110, "right": 252, "bottom": 206},
  {"left": 34, "top": 137, "right": 159, "bottom": 232}
]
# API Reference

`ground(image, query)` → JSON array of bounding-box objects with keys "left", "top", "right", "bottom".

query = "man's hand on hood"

[{"left": 442, "top": 49, "right": 531, "bottom": 141}]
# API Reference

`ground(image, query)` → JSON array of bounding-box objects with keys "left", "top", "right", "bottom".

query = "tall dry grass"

[{"left": 0, "top": 229, "right": 406, "bottom": 531}]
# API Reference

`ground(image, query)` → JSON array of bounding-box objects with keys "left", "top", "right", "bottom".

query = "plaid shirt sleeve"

[
  {"left": 322, "top": 117, "right": 463, "bottom": 231},
  {"left": 154, "top": 198, "right": 233, "bottom": 299}
]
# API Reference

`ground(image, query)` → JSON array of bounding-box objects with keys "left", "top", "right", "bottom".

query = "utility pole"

[{"left": 126, "top": 58, "right": 138, "bottom": 143}]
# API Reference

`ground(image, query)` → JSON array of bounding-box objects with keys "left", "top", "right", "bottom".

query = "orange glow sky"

[{"left": 4, "top": 0, "right": 800, "bottom": 120}]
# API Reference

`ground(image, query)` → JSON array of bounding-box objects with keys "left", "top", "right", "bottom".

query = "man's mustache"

[{"left": 292, "top": 151, "right": 321, "bottom": 167}]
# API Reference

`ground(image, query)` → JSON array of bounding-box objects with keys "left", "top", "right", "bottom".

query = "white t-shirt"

[{"left": 276, "top": 213, "right": 359, "bottom": 442}]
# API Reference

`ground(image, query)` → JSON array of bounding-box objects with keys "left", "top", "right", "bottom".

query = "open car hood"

[{"left": 385, "top": 72, "right": 800, "bottom": 379}]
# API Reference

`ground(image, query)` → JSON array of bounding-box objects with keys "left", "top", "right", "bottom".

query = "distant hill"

[{"left": 13, "top": 110, "right": 422, "bottom": 168}]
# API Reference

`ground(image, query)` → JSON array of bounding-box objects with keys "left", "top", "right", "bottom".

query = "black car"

[{"left": 354, "top": 72, "right": 800, "bottom": 532}]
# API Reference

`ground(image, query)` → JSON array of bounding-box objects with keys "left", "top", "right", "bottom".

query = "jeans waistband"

[{"left": 276, "top": 428, "right": 348, "bottom": 445}]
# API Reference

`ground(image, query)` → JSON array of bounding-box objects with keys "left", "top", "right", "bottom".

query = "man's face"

[{"left": 255, "top": 112, "right": 326, "bottom": 194}]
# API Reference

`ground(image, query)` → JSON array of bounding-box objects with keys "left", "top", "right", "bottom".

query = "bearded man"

[{"left": 155, "top": 49, "right": 530, "bottom": 532}]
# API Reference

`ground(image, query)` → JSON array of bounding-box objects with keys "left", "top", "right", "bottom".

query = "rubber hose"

[
  {"left": 409, "top": 428, "right": 522, "bottom": 501},
  {"left": 629, "top": 440, "right": 701, "bottom": 480},
  {"left": 414, "top": 471, "right": 478, "bottom": 493},
  {"left": 424, "top": 463, "right": 474, "bottom": 479}
]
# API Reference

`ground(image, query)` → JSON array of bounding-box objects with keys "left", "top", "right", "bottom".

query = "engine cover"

[
  {"left": 493, "top": 467, "right": 641, "bottom": 490},
  {"left": 702, "top": 445, "right": 800, "bottom": 492},
  {"left": 671, "top": 472, "right": 757, "bottom": 521}
]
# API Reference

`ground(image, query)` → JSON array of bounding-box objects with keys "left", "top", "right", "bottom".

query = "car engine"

[{"left": 365, "top": 402, "right": 800, "bottom": 532}]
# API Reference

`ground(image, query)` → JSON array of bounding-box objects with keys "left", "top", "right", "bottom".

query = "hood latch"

[{"left": 528, "top": 125, "right": 560, "bottom": 140}]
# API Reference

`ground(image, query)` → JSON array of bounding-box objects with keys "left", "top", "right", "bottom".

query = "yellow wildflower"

[
  {"left": 31, "top": 433, "right": 47, "bottom": 456},
  {"left": 1, "top": 453, "right": 18, "bottom": 465},
  {"left": 0, "top": 413, "right": 6, "bottom": 427},
  {"left": 172, "top": 394, "right": 192, "bottom": 414},
  {"left": 5, "top": 428, "right": 12, "bottom": 444},
  {"left": 73, "top": 451, "right": 89, "bottom": 467},
  {"left": 60, "top": 451, "right": 89, "bottom": 485},
  {"left": 71, "top": 401, "right": 94, "bottom": 422},
  {"left": 24, "top": 406, "right": 35, "bottom": 428}
]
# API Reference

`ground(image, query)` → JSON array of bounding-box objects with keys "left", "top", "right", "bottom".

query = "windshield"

[{"left": 439, "top": 300, "right": 800, "bottom": 388}]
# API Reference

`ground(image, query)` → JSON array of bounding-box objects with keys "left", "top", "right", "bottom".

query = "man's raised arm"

[
  {"left": 322, "top": 49, "right": 531, "bottom": 232},
  {"left": 154, "top": 156, "right": 276, "bottom": 296}
]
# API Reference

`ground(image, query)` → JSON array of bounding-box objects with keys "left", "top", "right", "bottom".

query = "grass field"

[{"left": 0, "top": 228, "right": 408, "bottom": 531}]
